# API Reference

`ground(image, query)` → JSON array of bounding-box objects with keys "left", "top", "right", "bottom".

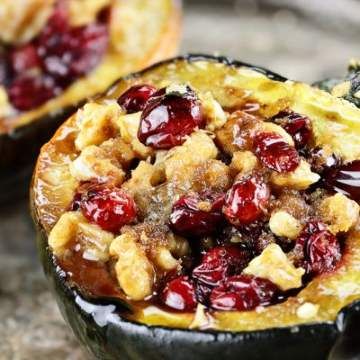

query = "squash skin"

[
  {"left": 31, "top": 55, "right": 360, "bottom": 360},
  {"left": 314, "top": 60, "right": 360, "bottom": 108},
  {"left": 0, "top": 0, "right": 182, "bottom": 203}
]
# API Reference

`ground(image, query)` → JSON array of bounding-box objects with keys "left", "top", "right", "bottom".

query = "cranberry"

[
  {"left": 192, "top": 246, "right": 250, "bottom": 287},
  {"left": 274, "top": 111, "right": 312, "bottom": 149},
  {"left": 253, "top": 132, "right": 300, "bottom": 173},
  {"left": 118, "top": 84, "right": 157, "bottom": 114},
  {"left": 138, "top": 86, "right": 203, "bottom": 149},
  {"left": 323, "top": 160, "right": 360, "bottom": 202},
  {"left": 295, "top": 221, "right": 341, "bottom": 275},
  {"left": 162, "top": 276, "right": 197, "bottom": 311},
  {"left": 210, "top": 275, "right": 278, "bottom": 311},
  {"left": 39, "top": 22, "right": 108, "bottom": 82},
  {"left": 10, "top": 44, "right": 41, "bottom": 74},
  {"left": 223, "top": 176, "right": 270, "bottom": 226},
  {"left": 169, "top": 192, "right": 225, "bottom": 237},
  {"left": 79, "top": 185, "right": 137, "bottom": 233},
  {"left": 8, "top": 75, "right": 57, "bottom": 111}
]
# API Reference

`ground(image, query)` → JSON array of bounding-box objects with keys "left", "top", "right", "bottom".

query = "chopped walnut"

[
  {"left": 191, "top": 160, "right": 232, "bottom": 192},
  {"left": 163, "top": 131, "right": 218, "bottom": 182},
  {"left": 269, "top": 210, "right": 302, "bottom": 240},
  {"left": 114, "top": 112, "right": 153, "bottom": 159},
  {"left": 319, "top": 193, "right": 359, "bottom": 234},
  {"left": 75, "top": 102, "right": 120, "bottom": 151},
  {"left": 230, "top": 151, "right": 258, "bottom": 175},
  {"left": 199, "top": 91, "right": 227, "bottom": 132},
  {"left": 70, "top": 145, "right": 125, "bottom": 185},
  {"left": 123, "top": 161, "right": 158, "bottom": 194},
  {"left": 271, "top": 160, "right": 320, "bottom": 190},
  {"left": 49, "top": 212, "right": 114, "bottom": 261},
  {"left": 153, "top": 246, "right": 179, "bottom": 271},
  {"left": 243, "top": 244, "right": 305, "bottom": 291},
  {"left": 110, "top": 232, "right": 155, "bottom": 300}
]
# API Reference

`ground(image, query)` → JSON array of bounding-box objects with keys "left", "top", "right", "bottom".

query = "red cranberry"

[
  {"left": 295, "top": 221, "right": 341, "bottom": 275},
  {"left": 10, "top": 44, "right": 41, "bottom": 74},
  {"left": 118, "top": 84, "right": 157, "bottom": 114},
  {"left": 253, "top": 132, "right": 300, "bottom": 173},
  {"left": 323, "top": 160, "right": 360, "bottom": 202},
  {"left": 169, "top": 192, "right": 225, "bottom": 237},
  {"left": 39, "top": 22, "right": 108, "bottom": 82},
  {"left": 223, "top": 176, "right": 270, "bottom": 226},
  {"left": 210, "top": 275, "right": 278, "bottom": 311},
  {"left": 79, "top": 185, "right": 137, "bottom": 233},
  {"left": 162, "top": 276, "right": 197, "bottom": 311},
  {"left": 275, "top": 111, "right": 312, "bottom": 149},
  {"left": 138, "top": 86, "right": 203, "bottom": 149},
  {"left": 8, "top": 75, "right": 57, "bottom": 111},
  {"left": 192, "top": 246, "right": 250, "bottom": 287}
]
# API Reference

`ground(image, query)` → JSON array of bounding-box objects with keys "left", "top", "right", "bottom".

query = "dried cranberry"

[
  {"left": 79, "top": 185, "right": 137, "bottom": 233},
  {"left": 39, "top": 22, "right": 108, "bottom": 83},
  {"left": 323, "top": 160, "right": 360, "bottom": 202},
  {"left": 210, "top": 275, "right": 278, "bottom": 311},
  {"left": 10, "top": 44, "right": 41, "bottom": 74},
  {"left": 118, "top": 84, "right": 157, "bottom": 114},
  {"left": 253, "top": 132, "right": 300, "bottom": 173},
  {"left": 169, "top": 192, "right": 225, "bottom": 237},
  {"left": 8, "top": 75, "right": 57, "bottom": 111},
  {"left": 162, "top": 276, "right": 197, "bottom": 311},
  {"left": 223, "top": 176, "right": 270, "bottom": 226},
  {"left": 295, "top": 221, "right": 341, "bottom": 275},
  {"left": 192, "top": 246, "right": 250, "bottom": 287},
  {"left": 138, "top": 86, "right": 203, "bottom": 149},
  {"left": 275, "top": 111, "right": 312, "bottom": 149}
]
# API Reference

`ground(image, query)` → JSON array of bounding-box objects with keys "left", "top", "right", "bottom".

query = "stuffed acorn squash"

[
  {"left": 32, "top": 55, "right": 360, "bottom": 360},
  {"left": 0, "top": 0, "right": 180, "bottom": 201}
]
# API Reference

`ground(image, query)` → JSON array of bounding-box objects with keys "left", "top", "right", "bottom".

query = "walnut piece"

[
  {"left": 230, "top": 150, "right": 258, "bottom": 175},
  {"left": 199, "top": 91, "right": 227, "bottom": 132},
  {"left": 319, "top": 193, "right": 360, "bottom": 234},
  {"left": 269, "top": 210, "right": 302, "bottom": 240},
  {"left": 49, "top": 212, "right": 114, "bottom": 261},
  {"left": 271, "top": 160, "right": 320, "bottom": 190},
  {"left": 75, "top": 102, "right": 120, "bottom": 151},
  {"left": 163, "top": 131, "right": 218, "bottom": 181},
  {"left": 114, "top": 112, "right": 153, "bottom": 158},
  {"left": 243, "top": 243, "right": 305, "bottom": 291},
  {"left": 70, "top": 145, "right": 125, "bottom": 185},
  {"left": 109, "top": 232, "right": 155, "bottom": 300}
]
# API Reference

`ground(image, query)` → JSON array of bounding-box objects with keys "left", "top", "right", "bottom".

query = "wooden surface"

[{"left": 0, "top": 1, "right": 359, "bottom": 359}]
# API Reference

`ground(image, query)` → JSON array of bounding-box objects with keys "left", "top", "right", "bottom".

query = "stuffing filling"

[
  {"left": 47, "top": 80, "right": 360, "bottom": 314},
  {"left": 0, "top": 0, "right": 109, "bottom": 115}
]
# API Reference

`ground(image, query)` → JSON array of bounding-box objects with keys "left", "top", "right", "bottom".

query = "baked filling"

[
  {"left": 0, "top": 0, "right": 110, "bottom": 117},
  {"left": 33, "top": 59, "right": 360, "bottom": 331}
]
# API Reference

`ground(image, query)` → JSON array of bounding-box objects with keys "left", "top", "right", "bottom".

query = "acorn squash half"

[
  {"left": 0, "top": 0, "right": 181, "bottom": 202},
  {"left": 31, "top": 55, "right": 360, "bottom": 360}
]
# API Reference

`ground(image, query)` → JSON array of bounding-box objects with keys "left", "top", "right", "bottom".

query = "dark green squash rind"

[
  {"left": 32, "top": 55, "right": 360, "bottom": 360},
  {"left": 314, "top": 61, "right": 360, "bottom": 108},
  {"left": 0, "top": 103, "right": 82, "bottom": 203}
]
